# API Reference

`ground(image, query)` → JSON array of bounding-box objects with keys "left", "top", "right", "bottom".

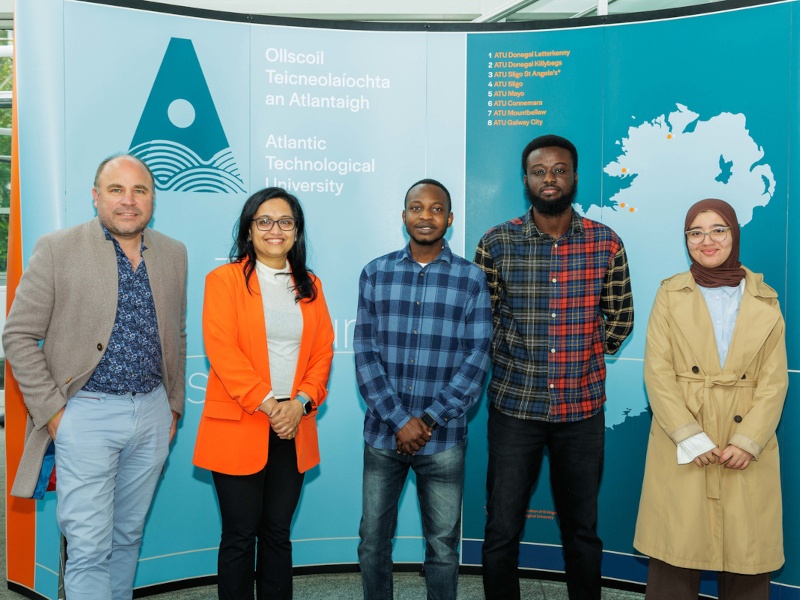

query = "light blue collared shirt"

[
  {"left": 677, "top": 279, "right": 746, "bottom": 464},
  {"left": 697, "top": 280, "right": 745, "bottom": 368}
]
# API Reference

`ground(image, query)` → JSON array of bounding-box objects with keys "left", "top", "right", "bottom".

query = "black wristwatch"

[
  {"left": 296, "top": 397, "right": 314, "bottom": 415},
  {"left": 421, "top": 412, "right": 438, "bottom": 430}
]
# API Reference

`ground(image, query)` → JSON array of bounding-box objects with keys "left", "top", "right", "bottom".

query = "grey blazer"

[{"left": 4, "top": 218, "right": 188, "bottom": 498}]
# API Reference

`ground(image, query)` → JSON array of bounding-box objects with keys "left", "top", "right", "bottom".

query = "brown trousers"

[{"left": 645, "top": 558, "right": 770, "bottom": 600}]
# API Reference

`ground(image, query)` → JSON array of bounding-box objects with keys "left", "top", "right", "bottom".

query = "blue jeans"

[
  {"left": 482, "top": 407, "right": 604, "bottom": 600},
  {"left": 54, "top": 385, "right": 171, "bottom": 600},
  {"left": 358, "top": 440, "right": 465, "bottom": 600}
]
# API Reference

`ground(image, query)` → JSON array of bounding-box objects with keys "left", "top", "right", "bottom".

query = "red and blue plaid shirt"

[{"left": 475, "top": 209, "right": 633, "bottom": 422}]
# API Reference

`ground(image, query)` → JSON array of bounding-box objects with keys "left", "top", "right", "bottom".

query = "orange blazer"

[{"left": 193, "top": 261, "right": 334, "bottom": 475}]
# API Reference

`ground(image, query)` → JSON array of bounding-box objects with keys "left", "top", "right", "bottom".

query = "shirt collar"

[
  {"left": 397, "top": 239, "right": 454, "bottom": 265},
  {"left": 255, "top": 259, "right": 291, "bottom": 277},
  {"left": 523, "top": 207, "right": 584, "bottom": 240},
  {"left": 100, "top": 223, "right": 147, "bottom": 252},
  {"left": 698, "top": 279, "right": 745, "bottom": 298}
]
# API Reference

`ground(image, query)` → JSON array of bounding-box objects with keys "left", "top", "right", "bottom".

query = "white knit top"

[{"left": 255, "top": 260, "right": 303, "bottom": 399}]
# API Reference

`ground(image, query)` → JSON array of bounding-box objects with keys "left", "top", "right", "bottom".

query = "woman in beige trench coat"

[{"left": 634, "top": 199, "right": 788, "bottom": 600}]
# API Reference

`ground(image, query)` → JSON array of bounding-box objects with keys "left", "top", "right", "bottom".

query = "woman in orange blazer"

[{"left": 193, "top": 188, "right": 334, "bottom": 600}]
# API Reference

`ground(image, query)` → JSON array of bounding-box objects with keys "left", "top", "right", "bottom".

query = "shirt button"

[
  {"left": 553, "top": 243, "right": 558, "bottom": 248},
  {"left": 407, "top": 386, "right": 412, "bottom": 391},
  {"left": 734, "top": 415, "right": 743, "bottom": 423},
  {"left": 551, "top": 313, "right": 556, "bottom": 318},
  {"left": 97, "top": 343, "right": 103, "bottom": 351},
  {"left": 410, "top": 359, "right": 415, "bottom": 364},
  {"left": 416, "top": 301, "right": 421, "bottom": 305},
  {"left": 413, "top": 330, "right": 418, "bottom": 335},
  {"left": 549, "top": 383, "right": 555, "bottom": 389},
  {"left": 551, "top": 278, "right": 557, "bottom": 283},
  {"left": 550, "top": 348, "right": 556, "bottom": 353},
  {"left": 691, "top": 366, "right": 700, "bottom": 374}
]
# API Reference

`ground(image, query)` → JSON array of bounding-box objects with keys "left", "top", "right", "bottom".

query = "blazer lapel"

[
  {"left": 89, "top": 222, "right": 119, "bottom": 327},
  {"left": 246, "top": 275, "right": 272, "bottom": 382},
  {"left": 297, "top": 292, "right": 314, "bottom": 379}
]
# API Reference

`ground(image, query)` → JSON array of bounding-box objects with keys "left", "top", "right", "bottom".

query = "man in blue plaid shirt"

[
  {"left": 355, "top": 179, "right": 492, "bottom": 600},
  {"left": 476, "top": 135, "right": 634, "bottom": 600}
]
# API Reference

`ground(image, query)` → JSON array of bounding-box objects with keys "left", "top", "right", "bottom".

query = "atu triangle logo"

[{"left": 129, "top": 38, "right": 246, "bottom": 193}]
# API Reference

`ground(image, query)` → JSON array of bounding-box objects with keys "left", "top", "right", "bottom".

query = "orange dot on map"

[
  {"left": 621, "top": 168, "right": 627, "bottom": 173},
  {"left": 667, "top": 134, "right": 673, "bottom": 139},
  {"left": 629, "top": 207, "right": 635, "bottom": 213},
  {"left": 620, "top": 203, "right": 626, "bottom": 208}
]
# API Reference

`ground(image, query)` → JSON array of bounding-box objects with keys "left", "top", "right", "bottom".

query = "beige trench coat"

[{"left": 634, "top": 268, "right": 787, "bottom": 574}]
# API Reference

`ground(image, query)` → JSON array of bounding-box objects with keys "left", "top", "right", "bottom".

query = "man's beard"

[{"left": 526, "top": 183, "right": 577, "bottom": 216}]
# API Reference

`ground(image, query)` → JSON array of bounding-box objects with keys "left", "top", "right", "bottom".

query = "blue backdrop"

[{"left": 11, "top": 1, "right": 799, "bottom": 598}]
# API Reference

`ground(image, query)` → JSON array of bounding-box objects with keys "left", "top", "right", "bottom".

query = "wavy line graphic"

[{"left": 130, "top": 140, "right": 246, "bottom": 193}]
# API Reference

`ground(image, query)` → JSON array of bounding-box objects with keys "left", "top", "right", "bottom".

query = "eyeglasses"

[
  {"left": 685, "top": 226, "right": 730, "bottom": 245},
  {"left": 252, "top": 217, "right": 296, "bottom": 231}
]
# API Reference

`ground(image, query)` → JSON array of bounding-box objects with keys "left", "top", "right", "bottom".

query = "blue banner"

[{"left": 10, "top": 2, "right": 799, "bottom": 598}]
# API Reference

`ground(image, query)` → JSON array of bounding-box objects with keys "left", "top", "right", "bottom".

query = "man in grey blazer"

[{"left": 3, "top": 154, "right": 187, "bottom": 600}]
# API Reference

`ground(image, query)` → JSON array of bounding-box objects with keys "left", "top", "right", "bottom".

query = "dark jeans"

[
  {"left": 212, "top": 428, "right": 305, "bottom": 600},
  {"left": 358, "top": 441, "right": 466, "bottom": 600},
  {"left": 482, "top": 407, "right": 604, "bottom": 600}
]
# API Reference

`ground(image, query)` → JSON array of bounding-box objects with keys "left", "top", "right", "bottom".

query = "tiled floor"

[{"left": 141, "top": 571, "right": 645, "bottom": 599}]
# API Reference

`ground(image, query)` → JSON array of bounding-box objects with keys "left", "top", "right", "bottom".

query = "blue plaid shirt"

[
  {"left": 83, "top": 225, "right": 162, "bottom": 394},
  {"left": 354, "top": 241, "right": 492, "bottom": 454}
]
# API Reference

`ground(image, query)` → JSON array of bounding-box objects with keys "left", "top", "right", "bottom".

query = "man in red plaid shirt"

[{"left": 476, "top": 134, "right": 634, "bottom": 600}]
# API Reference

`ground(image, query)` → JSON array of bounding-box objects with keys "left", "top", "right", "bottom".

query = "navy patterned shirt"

[
  {"left": 83, "top": 225, "right": 162, "bottom": 394},
  {"left": 354, "top": 241, "right": 493, "bottom": 454}
]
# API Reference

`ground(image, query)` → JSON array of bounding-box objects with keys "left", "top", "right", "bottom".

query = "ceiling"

[
  {"left": 139, "top": 0, "right": 724, "bottom": 21},
  {"left": 0, "top": 0, "right": 726, "bottom": 26}
]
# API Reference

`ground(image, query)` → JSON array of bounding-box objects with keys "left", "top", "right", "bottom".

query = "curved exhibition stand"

[{"left": 6, "top": 1, "right": 799, "bottom": 597}]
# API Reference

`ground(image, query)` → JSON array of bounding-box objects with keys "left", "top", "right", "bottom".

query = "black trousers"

[
  {"left": 482, "top": 409, "right": 605, "bottom": 600},
  {"left": 645, "top": 557, "right": 770, "bottom": 600},
  {"left": 212, "top": 428, "right": 305, "bottom": 600}
]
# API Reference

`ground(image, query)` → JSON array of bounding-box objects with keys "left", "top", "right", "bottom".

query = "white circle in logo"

[{"left": 168, "top": 99, "right": 196, "bottom": 128}]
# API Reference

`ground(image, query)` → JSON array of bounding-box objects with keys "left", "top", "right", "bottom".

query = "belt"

[{"left": 676, "top": 371, "right": 757, "bottom": 499}]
